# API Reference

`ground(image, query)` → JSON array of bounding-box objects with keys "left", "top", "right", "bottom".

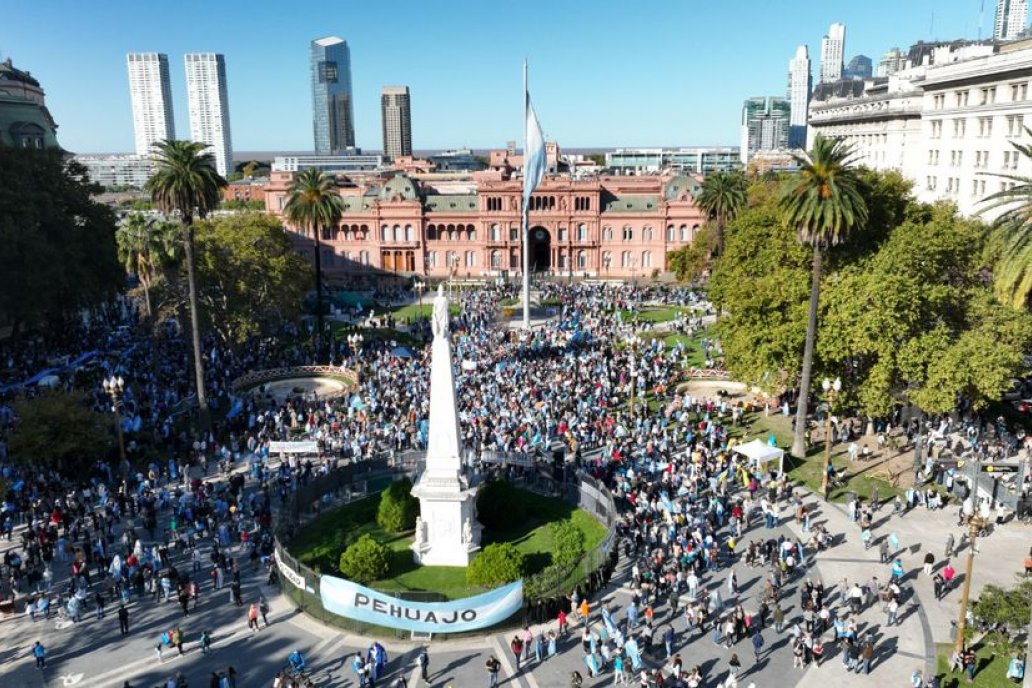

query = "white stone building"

[{"left": 808, "top": 39, "right": 1032, "bottom": 218}]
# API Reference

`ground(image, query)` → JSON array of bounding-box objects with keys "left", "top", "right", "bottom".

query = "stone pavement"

[{"left": 784, "top": 487, "right": 1030, "bottom": 688}]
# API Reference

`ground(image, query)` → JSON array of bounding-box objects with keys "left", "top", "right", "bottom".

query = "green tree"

[
  {"left": 666, "top": 224, "right": 717, "bottom": 282},
  {"left": 978, "top": 127, "right": 1032, "bottom": 308},
  {"left": 696, "top": 171, "right": 747, "bottom": 256},
  {"left": 549, "top": 521, "right": 585, "bottom": 570},
  {"left": 376, "top": 477, "right": 420, "bottom": 533},
  {"left": 190, "top": 214, "right": 312, "bottom": 345},
  {"left": 467, "top": 543, "right": 526, "bottom": 586},
  {"left": 116, "top": 214, "right": 180, "bottom": 319},
  {"left": 709, "top": 202, "right": 811, "bottom": 393},
  {"left": 146, "top": 140, "right": 227, "bottom": 427},
  {"left": 0, "top": 147, "right": 121, "bottom": 334},
  {"left": 338, "top": 534, "right": 391, "bottom": 583},
  {"left": 475, "top": 480, "right": 527, "bottom": 530},
  {"left": 819, "top": 205, "right": 1032, "bottom": 416},
  {"left": 284, "top": 168, "right": 344, "bottom": 350},
  {"left": 779, "top": 135, "right": 869, "bottom": 460},
  {"left": 971, "top": 579, "right": 1032, "bottom": 654},
  {"left": 9, "top": 391, "right": 114, "bottom": 475}
]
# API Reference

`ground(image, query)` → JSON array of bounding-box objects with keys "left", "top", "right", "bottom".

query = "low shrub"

[
  {"left": 467, "top": 542, "right": 526, "bottom": 586},
  {"left": 377, "top": 477, "right": 420, "bottom": 532},
  {"left": 338, "top": 534, "right": 391, "bottom": 583}
]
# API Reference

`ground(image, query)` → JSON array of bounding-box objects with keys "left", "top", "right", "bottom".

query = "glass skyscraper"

[{"left": 310, "top": 36, "right": 355, "bottom": 154}]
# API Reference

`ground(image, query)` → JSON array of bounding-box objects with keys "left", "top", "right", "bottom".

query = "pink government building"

[{"left": 264, "top": 150, "right": 707, "bottom": 281}]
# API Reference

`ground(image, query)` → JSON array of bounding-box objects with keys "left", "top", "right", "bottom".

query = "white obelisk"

[{"left": 411, "top": 285, "right": 481, "bottom": 566}]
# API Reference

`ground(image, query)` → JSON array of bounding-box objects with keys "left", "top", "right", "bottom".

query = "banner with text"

[
  {"left": 269, "top": 440, "right": 320, "bottom": 454},
  {"left": 320, "top": 576, "right": 523, "bottom": 633}
]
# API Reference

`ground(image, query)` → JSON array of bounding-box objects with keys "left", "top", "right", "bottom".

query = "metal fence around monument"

[{"left": 271, "top": 452, "right": 622, "bottom": 638}]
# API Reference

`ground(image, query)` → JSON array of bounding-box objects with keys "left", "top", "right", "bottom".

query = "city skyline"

[{"left": 3, "top": 0, "right": 997, "bottom": 153}]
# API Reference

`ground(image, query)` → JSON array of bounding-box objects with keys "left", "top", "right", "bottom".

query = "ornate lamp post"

[
  {"left": 103, "top": 375, "right": 128, "bottom": 479},
  {"left": 414, "top": 280, "right": 426, "bottom": 320},
  {"left": 820, "top": 377, "right": 842, "bottom": 500},
  {"left": 629, "top": 354, "right": 637, "bottom": 422},
  {"left": 954, "top": 505, "right": 990, "bottom": 654}
]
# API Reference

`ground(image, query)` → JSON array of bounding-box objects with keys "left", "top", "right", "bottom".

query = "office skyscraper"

[
  {"left": 819, "top": 23, "right": 846, "bottom": 83},
  {"left": 185, "top": 53, "right": 233, "bottom": 177},
  {"left": 787, "top": 45, "right": 812, "bottom": 149},
  {"left": 994, "top": 0, "right": 1029, "bottom": 40},
  {"left": 740, "top": 96, "right": 791, "bottom": 164},
  {"left": 844, "top": 54, "right": 873, "bottom": 80},
  {"left": 380, "top": 85, "right": 412, "bottom": 159},
  {"left": 127, "top": 53, "right": 175, "bottom": 156},
  {"left": 310, "top": 36, "right": 355, "bottom": 154}
]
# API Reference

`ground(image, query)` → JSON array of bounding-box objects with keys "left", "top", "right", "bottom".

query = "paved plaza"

[{"left": 1, "top": 464, "right": 1026, "bottom": 688}]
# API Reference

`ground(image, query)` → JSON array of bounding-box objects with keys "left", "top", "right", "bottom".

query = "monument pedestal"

[{"left": 411, "top": 477, "right": 481, "bottom": 567}]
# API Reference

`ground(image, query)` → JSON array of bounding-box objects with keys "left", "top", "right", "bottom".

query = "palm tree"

[
  {"left": 284, "top": 168, "right": 344, "bottom": 352},
  {"left": 116, "top": 214, "right": 160, "bottom": 319},
  {"left": 146, "top": 140, "right": 227, "bottom": 426},
  {"left": 779, "top": 135, "right": 868, "bottom": 462},
  {"left": 979, "top": 127, "right": 1032, "bottom": 308},
  {"left": 696, "top": 171, "right": 747, "bottom": 256}
]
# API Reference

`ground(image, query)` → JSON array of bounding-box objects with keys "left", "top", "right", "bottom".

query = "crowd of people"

[{"left": 0, "top": 278, "right": 1022, "bottom": 687}]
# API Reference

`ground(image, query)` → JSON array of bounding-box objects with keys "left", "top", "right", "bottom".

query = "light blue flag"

[{"left": 522, "top": 92, "right": 546, "bottom": 210}]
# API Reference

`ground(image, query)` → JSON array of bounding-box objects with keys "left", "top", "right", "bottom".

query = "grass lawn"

[
  {"left": 288, "top": 487, "right": 606, "bottom": 600},
  {"left": 618, "top": 306, "right": 686, "bottom": 323},
  {"left": 736, "top": 412, "right": 904, "bottom": 503},
  {"left": 390, "top": 303, "right": 460, "bottom": 322},
  {"left": 935, "top": 642, "right": 1017, "bottom": 688}
]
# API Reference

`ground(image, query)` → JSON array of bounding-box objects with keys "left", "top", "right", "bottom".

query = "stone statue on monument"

[
  {"left": 431, "top": 285, "right": 449, "bottom": 339},
  {"left": 415, "top": 516, "right": 427, "bottom": 546},
  {"left": 462, "top": 517, "right": 472, "bottom": 544}
]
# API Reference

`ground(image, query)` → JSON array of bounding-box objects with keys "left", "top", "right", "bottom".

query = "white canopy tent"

[{"left": 733, "top": 439, "right": 785, "bottom": 475}]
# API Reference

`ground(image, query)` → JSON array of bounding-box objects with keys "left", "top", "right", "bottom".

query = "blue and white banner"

[
  {"left": 522, "top": 94, "right": 546, "bottom": 209},
  {"left": 320, "top": 576, "right": 523, "bottom": 633}
]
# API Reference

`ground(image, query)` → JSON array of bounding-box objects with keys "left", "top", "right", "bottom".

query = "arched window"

[
  {"left": 622, "top": 226, "right": 633, "bottom": 241},
  {"left": 642, "top": 251, "right": 651, "bottom": 268},
  {"left": 643, "top": 227, "right": 653, "bottom": 241},
  {"left": 465, "top": 251, "right": 476, "bottom": 267},
  {"left": 426, "top": 251, "right": 437, "bottom": 268},
  {"left": 620, "top": 251, "right": 629, "bottom": 267},
  {"left": 667, "top": 224, "right": 676, "bottom": 242},
  {"left": 577, "top": 250, "right": 587, "bottom": 269},
  {"left": 692, "top": 224, "right": 700, "bottom": 239},
  {"left": 405, "top": 224, "right": 413, "bottom": 241},
  {"left": 603, "top": 226, "right": 613, "bottom": 241},
  {"left": 380, "top": 225, "right": 389, "bottom": 242},
  {"left": 679, "top": 224, "right": 688, "bottom": 241},
  {"left": 392, "top": 224, "right": 401, "bottom": 242},
  {"left": 577, "top": 224, "right": 588, "bottom": 241},
  {"left": 427, "top": 225, "right": 437, "bottom": 241},
  {"left": 468, "top": 227, "right": 477, "bottom": 241},
  {"left": 602, "top": 251, "right": 612, "bottom": 271},
  {"left": 490, "top": 223, "right": 500, "bottom": 241},
  {"left": 360, "top": 250, "right": 369, "bottom": 265},
  {"left": 490, "top": 250, "right": 501, "bottom": 268}
]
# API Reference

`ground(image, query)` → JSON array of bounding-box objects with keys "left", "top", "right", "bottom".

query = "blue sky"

[{"left": 5, "top": 0, "right": 986, "bottom": 153}]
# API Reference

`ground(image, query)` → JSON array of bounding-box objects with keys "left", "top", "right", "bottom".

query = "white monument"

[{"left": 410, "top": 286, "right": 482, "bottom": 566}]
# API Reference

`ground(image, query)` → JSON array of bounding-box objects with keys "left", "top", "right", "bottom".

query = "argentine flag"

[{"left": 522, "top": 93, "right": 546, "bottom": 209}]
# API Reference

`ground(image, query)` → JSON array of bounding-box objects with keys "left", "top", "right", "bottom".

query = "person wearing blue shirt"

[{"left": 287, "top": 649, "right": 306, "bottom": 673}]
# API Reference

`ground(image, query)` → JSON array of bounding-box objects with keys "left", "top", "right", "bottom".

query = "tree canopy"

[
  {"left": 8, "top": 391, "right": 114, "bottom": 475},
  {"left": 188, "top": 213, "right": 312, "bottom": 346},
  {"left": 0, "top": 147, "right": 121, "bottom": 333},
  {"left": 713, "top": 171, "right": 1032, "bottom": 419}
]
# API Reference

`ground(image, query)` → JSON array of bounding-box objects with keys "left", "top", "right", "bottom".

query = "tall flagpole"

[{"left": 522, "top": 59, "right": 531, "bottom": 329}]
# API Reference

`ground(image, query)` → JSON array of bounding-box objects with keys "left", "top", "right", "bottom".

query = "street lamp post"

[
  {"left": 954, "top": 507, "right": 990, "bottom": 654},
  {"left": 414, "top": 280, "right": 426, "bottom": 320},
  {"left": 103, "top": 375, "right": 128, "bottom": 479},
  {"left": 629, "top": 354, "right": 637, "bottom": 422},
  {"left": 820, "top": 377, "right": 842, "bottom": 500}
]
